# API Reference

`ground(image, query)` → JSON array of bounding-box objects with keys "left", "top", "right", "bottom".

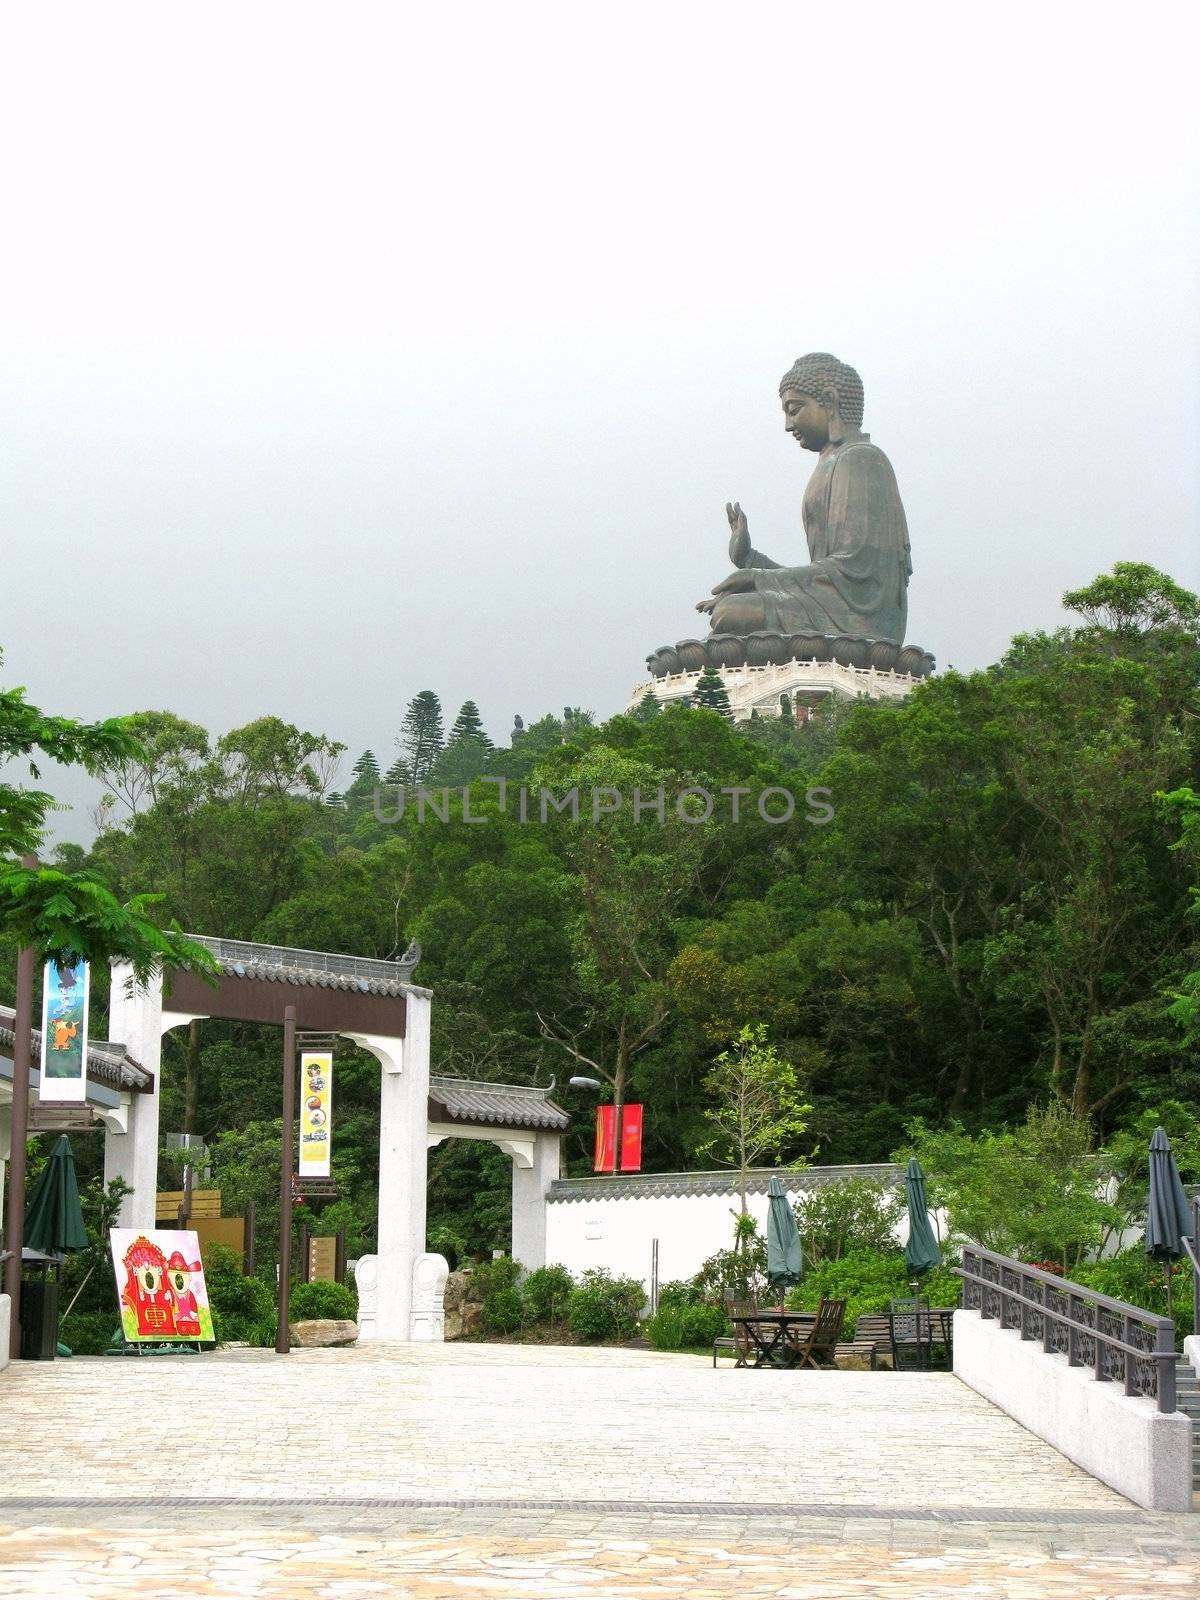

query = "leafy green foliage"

[
  {"left": 647, "top": 1301, "right": 729, "bottom": 1350},
  {"left": 655, "top": 1279, "right": 706, "bottom": 1312},
  {"left": 1073, "top": 1249, "right": 1195, "bottom": 1342},
  {"left": 567, "top": 1268, "right": 645, "bottom": 1340},
  {"left": 202, "top": 1242, "right": 275, "bottom": 1343},
  {"left": 289, "top": 1279, "right": 358, "bottom": 1321},
  {"left": 470, "top": 1255, "right": 522, "bottom": 1303},
  {"left": 427, "top": 1223, "right": 467, "bottom": 1270},
  {"left": 692, "top": 1231, "right": 769, "bottom": 1307},
  {"left": 59, "top": 1311, "right": 122, "bottom": 1355},
  {"left": 482, "top": 1287, "right": 525, "bottom": 1333},
  {"left": 903, "top": 1104, "right": 1118, "bottom": 1271},
  {"left": 521, "top": 1264, "right": 576, "bottom": 1324},
  {"left": 794, "top": 1179, "right": 905, "bottom": 1266},
  {"left": 699, "top": 1024, "right": 811, "bottom": 1209},
  {"left": 785, "top": 1248, "right": 962, "bottom": 1332}
]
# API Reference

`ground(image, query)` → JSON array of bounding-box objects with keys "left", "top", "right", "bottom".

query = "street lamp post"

[{"left": 275, "top": 1004, "right": 297, "bottom": 1354}]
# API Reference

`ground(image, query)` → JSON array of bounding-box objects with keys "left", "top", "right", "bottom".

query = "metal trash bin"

[{"left": 19, "top": 1255, "right": 61, "bottom": 1361}]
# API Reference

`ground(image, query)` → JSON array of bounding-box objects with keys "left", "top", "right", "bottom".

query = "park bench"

[{"left": 835, "top": 1313, "right": 892, "bottom": 1370}]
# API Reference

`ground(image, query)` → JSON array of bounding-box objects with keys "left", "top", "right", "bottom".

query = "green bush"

[
  {"left": 522, "top": 1264, "right": 575, "bottom": 1324},
  {"left": 202, "top": 1242, "right": 275, "bottom": 1342},
  {"left": 693, "top": 1233, "right": 769, "bottom": 1307},
  {"left": 470, "top": 1255, "right": 522, "bottom": 1302},
  {"left": 794, "top": 1179, "right": 905, "bottom": 1266},
  {"left": 784, "top": 1247, "right": 961, "bottom": 1334},
  {"left": 648, "top": 1302, "right": 728, "bottom": 1351},
  {"left": 656, "top": 1279, "right": 705, "bottom": 1312},
  {"left": 483, "top": 1287, "right": 525, "bottom": 1333},
  {"left": 59, "top": 1311, "right": 121, "bottom": 1355},
  {"left": 427, "top": 1223, "right": 466, "bottom": 1271},
  {"left": 289, "top": 1278, "right": 358, "bottom": 1321},
  {"left": 1074, "top": 1250, "right": 1194, "bottom": 1344},
  {"left": 567, "top": 1268, "right": 645, "bottom": 1341}
]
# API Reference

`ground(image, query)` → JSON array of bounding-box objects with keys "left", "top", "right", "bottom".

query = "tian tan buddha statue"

[{"left": 696, "top": 352, "right": 911, "bottom": 644}]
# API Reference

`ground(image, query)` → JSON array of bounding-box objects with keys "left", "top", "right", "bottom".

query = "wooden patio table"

[{"left": 730, "top": 1309, "right": 816, "bottom": 1369}]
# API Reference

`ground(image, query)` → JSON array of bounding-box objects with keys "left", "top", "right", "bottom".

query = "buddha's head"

[{"left": 779, "top": 353, "right": 865, "bottom": 450}]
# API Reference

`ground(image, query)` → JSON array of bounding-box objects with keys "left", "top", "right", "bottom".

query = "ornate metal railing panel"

[{"left": 956, "top": 1246, "right": 1178, "bottom": 1414}]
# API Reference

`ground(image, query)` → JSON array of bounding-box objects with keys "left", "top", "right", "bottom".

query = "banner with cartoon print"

[
  {"left": 39, "top": 957, "right": 90, "bottom": 1103},
  {"left": 110, "top": 1229, "right": 214, "bottom": 1342},
  {"left": 298, "top": 1050, "right": 333, "bottom": 1177}
]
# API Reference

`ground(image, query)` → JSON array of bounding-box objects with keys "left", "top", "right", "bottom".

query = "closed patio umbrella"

[
  {"left": 24, "top": 1134, "right": 88, "bottom": 1255},
  {"left": 904, "top": 1158, "right": 941, "bottom": 1280},
  {"left": 766, "top": 1176, "right": 803, "bottom": 1302},
  {"left": 1145, "top": 1126, "right": 1191, "bottom": 1314}
]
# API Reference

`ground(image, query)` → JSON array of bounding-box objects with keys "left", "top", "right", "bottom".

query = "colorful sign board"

[
  {"left": 298, "top": 1050, "right": 333, "bottom": 1177},
  {"left": 38, "top": 958, "right": 89, "bottom": 1103},
  {"left": 593, "top": 1104, "right": 644, "bottom": 1173},
  {"left": 110, "top": 1228, "right": 214, "bottom": 1342}
]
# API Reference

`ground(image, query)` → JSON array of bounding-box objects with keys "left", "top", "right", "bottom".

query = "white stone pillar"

[
  {"left": 345, "top": 987, "right": 431, "bottom": 1342},
  {"left": 103, "top": 962, "right": 165, "bottom": 1228},
  {"left": 511, "top": 1129, "right": 561, "bottom": 1272}
]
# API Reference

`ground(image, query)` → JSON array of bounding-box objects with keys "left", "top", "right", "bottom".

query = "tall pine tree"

[
  {"left": 398, "top": 691, "right": 444, "bottom": 782},
  {"left": 447, "top": 701, "right": 492, "bottom": 750}
]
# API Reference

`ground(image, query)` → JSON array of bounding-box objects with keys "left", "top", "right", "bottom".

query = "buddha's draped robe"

[{"left": 720, "top": 432, "right": 912, "bottom": 644}]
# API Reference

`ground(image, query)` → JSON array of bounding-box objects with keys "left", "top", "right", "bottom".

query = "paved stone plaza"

[{"left": 0, "top": 1342, "right": 1197, "bottom": 1597}]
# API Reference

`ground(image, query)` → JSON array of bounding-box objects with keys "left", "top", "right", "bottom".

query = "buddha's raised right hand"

[{"left": 726, "top": 501, "right": 751, "bottom": 566}]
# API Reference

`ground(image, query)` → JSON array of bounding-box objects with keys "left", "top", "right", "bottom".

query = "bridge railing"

[
  {"left": 1184, "top": 1197, "right": 1200, "bottom": 1337},
  {"left": 956, "top": 1245, "right": 1177, "bottom": 1414}
]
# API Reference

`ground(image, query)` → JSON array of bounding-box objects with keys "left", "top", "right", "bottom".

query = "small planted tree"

[{"left": 698, "top": 1023, "right": 812, "bottom": 1225}]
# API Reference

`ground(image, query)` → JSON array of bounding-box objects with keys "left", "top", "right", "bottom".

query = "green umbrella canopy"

[
  {"left": 766, "top": 1175, "right": 803, "bottom": 1289},
  {"left": 1145, "top": 1126, "right": 1191, "bottom": 1264},
  {"left": 904, "top": 1157, "right": 941, "bottom": 1277},
  {"left": 24, "top": 1134, "right": 88, "bottom": 1254}
]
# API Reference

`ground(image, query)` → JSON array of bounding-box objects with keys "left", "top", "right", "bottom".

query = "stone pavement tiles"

[{"left": 0, "top": 1343, "right": 1197, "bottom": 1597}]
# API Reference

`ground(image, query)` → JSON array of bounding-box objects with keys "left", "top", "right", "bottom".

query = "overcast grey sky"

[{"left": 2, "top": 2, "right": 1198, "bottom": 839}]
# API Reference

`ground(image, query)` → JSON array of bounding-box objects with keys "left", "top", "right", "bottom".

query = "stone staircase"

[{"left": 1174, "top": 1358, "right": 1200, "bottom": 1490}]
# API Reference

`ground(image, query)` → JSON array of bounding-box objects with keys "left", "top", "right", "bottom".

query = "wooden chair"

[
  {"left": 786, "top": 1297, "right": 846, "bottom": 1369},
  {"left": 712, "top": 1298, "right": 757, "bottom": 1367}
]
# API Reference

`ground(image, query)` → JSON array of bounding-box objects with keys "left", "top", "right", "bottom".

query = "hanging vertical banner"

[
  {"left": 39, "top": 957, "right": 89, "bottom": 1103},
  {"left": 593, "top": 1104, "right": 617, "bottom": 1173},
  {"left": 298, "top": 1050, "right": 333, "bottom": 1177},
  {"left": 619, "top": 1104, "right": 644, "bottom": 1172},
  {"left": 593, "top": 1105, "right": 643, "bottom": 1174}
]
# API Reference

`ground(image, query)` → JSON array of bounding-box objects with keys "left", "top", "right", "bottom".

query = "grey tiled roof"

[
  {"left": 547, "top": 1163, "right": 903, "bottom": 1203},
  {"left": 0, "top": 1009, "right": 153, "bottom": 1093},
  {"left": 429, "top": 1076, "right": 570, "bottom": 1132},
  {"left": 185, "top": 934, "right": 428, "bottom": 997}
]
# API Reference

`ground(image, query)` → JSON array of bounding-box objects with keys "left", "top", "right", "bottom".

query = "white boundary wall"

[
  {"left": 543, "top": 1166, "right": 921, "bottom": 1292},
  {"left": 954, "top": 1308, "right": 1192, "bottom": 1511}
]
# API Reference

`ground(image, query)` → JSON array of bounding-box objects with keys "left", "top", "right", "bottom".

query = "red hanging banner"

[
  {"left": 593, "top": 1104, "right": 617, "bottom": 1173},
  {"left": 593, "top": 1104, "right": 643, "bottom": 1173},
  {"left": 619, "top": 1104, "right": 643, "bottom": 1172}
]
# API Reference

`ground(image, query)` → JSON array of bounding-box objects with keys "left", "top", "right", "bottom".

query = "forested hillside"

[{"left": 24, "top": 564, "right": 1200, "bottom": 1262}]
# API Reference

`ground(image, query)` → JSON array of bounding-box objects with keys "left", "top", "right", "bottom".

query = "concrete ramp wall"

[{"left": 954, "top": 1308, "right": 1191, "bottom": 1511}]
